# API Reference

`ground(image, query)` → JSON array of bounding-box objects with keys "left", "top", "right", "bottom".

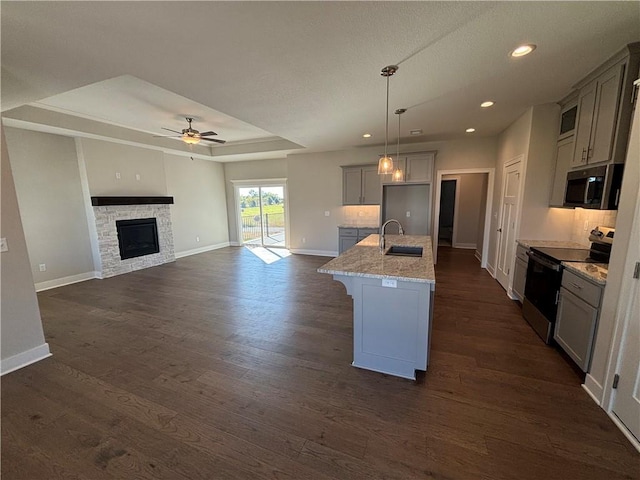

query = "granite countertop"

[
  {"left": 562, "top": 262, "right": 608, "bottom": 285},
  {"left": 518, "top": 239, "right": 588, "bottom": 249},
  {"left": 317, "top": 234, "right": 435, "bottom": 284}
]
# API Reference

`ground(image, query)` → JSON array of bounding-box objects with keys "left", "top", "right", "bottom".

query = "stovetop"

[{"left": 531, "top": 247, "right": 595, "bottom": 263}]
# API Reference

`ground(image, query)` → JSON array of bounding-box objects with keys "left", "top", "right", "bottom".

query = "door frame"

[
  {"left": 494, "top": 155, "right": 524, "bottom": 292},
  {"left": 433, "top": 168, "right": 494, "bottom": 267},
  {"left": 232, "top": 178, "right": 289, "bottom": 248}
]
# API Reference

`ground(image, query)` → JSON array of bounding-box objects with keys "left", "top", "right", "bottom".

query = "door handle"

[{"left": 497, "top": 228, "right": 502, "bottom": 232}]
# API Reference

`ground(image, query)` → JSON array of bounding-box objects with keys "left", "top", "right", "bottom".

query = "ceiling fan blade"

[
  {"left": 202, "top": 137, "right": 226, "bottom": 144},
  {"left": 199, "top": 131, "right": 218, "bottom": 137},
  {"left": 162, "top": 127, "right": 183, "bottom": 134},
  {"left": 153, "top": 134, "right": 181, "bottom": 138}
]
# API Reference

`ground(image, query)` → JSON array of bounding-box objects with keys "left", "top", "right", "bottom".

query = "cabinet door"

[
  {"left": 512, "top": 257, "right": 528, "bottom": 301},
  {"left": 554, "top": 287, "right": 599, "bottom": 371},
  {"left": 405, "top": 154, "right": 434, "bottom": 183},
  {"left": 361, "top": 166, "right": 382, "bottom": 205},
  {"left": 339, "top": 236, "right": 358, "bottom": 254},
  {"left": 588, "top": 64, "right": 623, "bottom": 164},
  {"left": 572, "top": 82, "right": 597, "bottom": 168},
  {"left": 343, "top": 168, "right": 362, "bottom": 205},
  {"left": 549, "top": 136, "right": 574, "bottom": 206}
]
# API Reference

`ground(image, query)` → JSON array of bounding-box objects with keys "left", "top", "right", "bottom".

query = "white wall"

[
  {"left": 5, "top": 128, "right": 95, "bottom": 285},
  {"left": 443, "top": 173, "right": 486, "bottom": 248},
  {"left": 164, "top": 153, "right": 229, "bottom": 255},
  {"left": 1, "top": 126, "right": 50, "bottom": 374}
]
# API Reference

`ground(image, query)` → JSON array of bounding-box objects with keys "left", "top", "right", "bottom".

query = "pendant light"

[
  {"left": 392, "top": 108, "right": 406, "bottom": 182},
  {"left": 378, "top": 65, "right": 398, "bottom": 175}
]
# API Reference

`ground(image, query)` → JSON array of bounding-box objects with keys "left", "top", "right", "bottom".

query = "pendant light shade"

[
  {"left": 392, "top": 108, "right": 406, "bottom": 182},
  {"left": 378, "top": 65, "right": 398, "bottom": 175}
]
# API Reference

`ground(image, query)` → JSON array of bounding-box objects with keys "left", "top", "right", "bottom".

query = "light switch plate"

[
  {"left": 0, "top": 237, "right": 7, "bottom": 252},
  {"left": 324, "top": 211, "right": 330, "bottom": 217},
  {"left": 406, "top": 211, "right": 411, "bottom": 217}
]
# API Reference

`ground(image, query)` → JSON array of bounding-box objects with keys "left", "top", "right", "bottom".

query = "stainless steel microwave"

[{"left": 564, "top": 164, "right": 624, "bottom": 209}]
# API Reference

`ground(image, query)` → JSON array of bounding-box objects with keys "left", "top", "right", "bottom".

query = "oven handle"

[{"left": 526, "top": 250, "right": 561, "bottom": 272}]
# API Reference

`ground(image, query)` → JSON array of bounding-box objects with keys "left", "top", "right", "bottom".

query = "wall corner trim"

[
  {"left": 1, "top": 343, "right": 51, "bottom": 376},
  {"left": 583, "top": 374, "right": 604, "bottom": 405}
]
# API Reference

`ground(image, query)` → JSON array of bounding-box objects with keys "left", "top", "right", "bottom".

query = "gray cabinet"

[
  {"left": 570, "top": 44, "right": 640, "bottom": 168},
  {"left": 554, "top": 269, "right": 604, "bottom": 372},
  {"left": 342, "top": 165, "right": 381, "bottom": 205},
  {"left": 338, "top": 227, "right": 379, "bottom": 254},
  {"left": 550, "top": 136, "right": 575, "bottom": 206},
  {"left": 388, "top": 153, "right": 435, "bottom": 184},
  {"left": 512, "top": 244, "right": 529, "bottom": 301}
]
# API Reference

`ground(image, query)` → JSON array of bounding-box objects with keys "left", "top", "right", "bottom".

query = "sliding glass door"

[{"left": 237, "top": 184, "right": 287, "bottom": 248}]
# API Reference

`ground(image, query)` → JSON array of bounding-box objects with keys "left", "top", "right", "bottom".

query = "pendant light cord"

[{"left": 384, "top": 74, "right": 390, "bottom": 159}]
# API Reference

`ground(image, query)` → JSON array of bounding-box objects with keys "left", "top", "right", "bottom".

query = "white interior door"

[
  {"left": 495, "top": 160, "right": 521, "bottom": 291},
  {"left": 611, "top": 188, "right": 640, "bottom": 442}
]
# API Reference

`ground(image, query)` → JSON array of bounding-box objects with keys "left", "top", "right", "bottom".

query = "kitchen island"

[{"left": 318, "top": 234, "right": 435, "bottom": 380}]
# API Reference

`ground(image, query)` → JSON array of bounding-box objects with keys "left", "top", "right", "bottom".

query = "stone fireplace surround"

[{"left": 91, "top": 196, "right": 175, "bottom": 278}]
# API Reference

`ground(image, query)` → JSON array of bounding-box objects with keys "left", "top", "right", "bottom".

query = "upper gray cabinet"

[
  {"left": 385, "top": 152, "right": 435, "bottom": 184},
  {"left": 571, "top": 43, "right": 640, "bottom": 168},
  {"left": 342, "top": 165, "right": 381, "bottom": 205}
]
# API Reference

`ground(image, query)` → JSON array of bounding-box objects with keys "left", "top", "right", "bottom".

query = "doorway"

[
  {"left": 438, "top": 179, "right": 457, "bottom": 246},
  {"left": 236, "top": 184, "right": 287, "bottom": 248}
]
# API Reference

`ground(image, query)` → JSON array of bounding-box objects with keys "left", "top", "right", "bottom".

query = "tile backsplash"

[
  {"left": 571, "top": 208, "right": 617, "bottom": 246},
  {"left": 341, "top": 205, "right": 380, "bottom": 226}
]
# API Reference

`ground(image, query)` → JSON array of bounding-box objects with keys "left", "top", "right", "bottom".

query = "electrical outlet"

[
  {"left": 39, "top": 263, "right": 46, "bottom": 272},
  {"left": 302, "top": 237, "right": 306, "bottom": 244},
  {"left": 135, "top": 173, "right": 141, "bottom": 181},
  {"left": 0, "top": 237, "right": 7, "bottom": 252},
  {"left": 196, "top": 236, "right": 200, "bottom": 242},
  {"left": 583, "top": 220, "right": 589, "bottom": 231},
  {"left": 324, "top": 211, "right": 330, "bottom": 217},
  {"left": 406, "top": 211, "right": 411, "bottom": 218},
  {"left": 115, "top": 172, "right": 121, "bottom": 179}
]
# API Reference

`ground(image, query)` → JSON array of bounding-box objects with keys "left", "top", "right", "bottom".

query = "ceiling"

[{"left": 2, "top": 2, "right": 639, "bottom": 162}]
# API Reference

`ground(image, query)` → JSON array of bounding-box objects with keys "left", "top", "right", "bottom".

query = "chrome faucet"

[{"left": 379, "top": 219, "right": 404, "bottom": 252}]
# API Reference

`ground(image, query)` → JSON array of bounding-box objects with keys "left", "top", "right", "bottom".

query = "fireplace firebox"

[{"left": 116, "top": 218, "right": 160, "bottom": 260}]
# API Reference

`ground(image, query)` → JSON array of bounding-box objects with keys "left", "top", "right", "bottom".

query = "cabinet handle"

[
  {"left": 581, "top": 148, "right": 587, "bottom": 162},
  {"left": 587, "top": 147, "right": 593, "bottom": 160},
  {"left": 570, "top": 282, "right": 583, "bottom": 290}
]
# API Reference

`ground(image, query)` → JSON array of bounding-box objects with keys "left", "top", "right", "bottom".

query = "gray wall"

[
  {"left": 5, "top": 128, "right": 95, "bottom": 284},
  {"left": 443, "top": 173, "right": 487, "bottom": 248},
  {"left": 1, "top": 126, "right": 48, "bottom": 367},
  {"left": 165, "top": 153, "right": 229, "bottom": 253}
]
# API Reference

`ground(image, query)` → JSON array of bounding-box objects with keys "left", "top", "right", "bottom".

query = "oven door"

[{"left": 524, "top": 251, "right": 563, "bottom": 321}]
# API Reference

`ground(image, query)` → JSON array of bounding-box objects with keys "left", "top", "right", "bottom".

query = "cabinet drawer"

[
  {"left": 561, "top": 269, "right": 603, "bottom": 308},
  {"left": 515, "top": 244, "right": 529, "bottom": 263},
  {"left": 339, "top": 228, "right": 358, "bottom": 237}
]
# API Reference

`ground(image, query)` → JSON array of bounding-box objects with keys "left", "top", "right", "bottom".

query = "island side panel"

[{"left": 349, "top": 276, "right": 431, "bottom": 380}]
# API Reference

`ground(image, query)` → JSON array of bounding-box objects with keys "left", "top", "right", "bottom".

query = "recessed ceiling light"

[
  {"left": 466, "top": 128, "right": 476, "bottom": 133},
  {"left": 480, "top": 101, "right": 494, "bottom": 108},
  {"left": 362, "top": 133, "right": 372, "bottom": 138},
  {"left": 511, "top": 44, "right": 536, "bottom": 57},
  {"left": 410, "top": 129, "right": 423, "bottom": 136}
]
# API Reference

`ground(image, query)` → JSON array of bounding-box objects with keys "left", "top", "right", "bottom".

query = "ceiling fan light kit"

[
  {"left": 154, "top": 117, "right": 227, "bottom": 146},
  {"left": 378, "top": 65, "right": 398, "bottom": 175}
]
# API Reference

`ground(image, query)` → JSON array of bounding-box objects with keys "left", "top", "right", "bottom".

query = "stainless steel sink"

[{"left": 385, "top": 245, "right": 423, "bottom": 257}]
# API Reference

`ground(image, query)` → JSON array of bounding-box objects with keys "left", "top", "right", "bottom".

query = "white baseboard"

[
  {"left": 453, "top": 243, "right": 477, "bottom": 249},
  {"left": 175, "top": 242, "right": 231, "bottom": 259},
  {"left": 1, "top": 343, "right": 51, "bottom": 376},
  {"left": 474, "top": 250, "right": 482, "bottom": 263},
  {"left": 35, "top": 271, "right": 99, "bottom": 292},
  {"left": 609, "top": 411, "right": 640, "bottom": 453},
  {"left": 583, "top": 374, "right": 604, "bottom": 405},
  {"left": 229, "top": 241, "right": 242, "bottom": 247},
  {"left": 290, "top": 248, "right": 338, "bottom": 257},
  {"left": 486, "top": 262, "right": 496, "bottom": 277}
]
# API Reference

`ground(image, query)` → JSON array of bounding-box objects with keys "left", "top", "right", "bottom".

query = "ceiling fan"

[{"left": 154, "top": 117, "right": 226, "bottom": 145}]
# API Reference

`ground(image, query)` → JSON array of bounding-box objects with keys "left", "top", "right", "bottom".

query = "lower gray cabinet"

[
  {"left": 554, "top": 270, "right": 603, "bottom": 372},
  {"left": 338, "top": 227, "right": 378, "bottom": 254},
  {"left": 512, "top": 244, "right": 529, "bottom": 301}
]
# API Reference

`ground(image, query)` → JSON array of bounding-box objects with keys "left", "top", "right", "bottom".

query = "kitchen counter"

[
  {"left": 318, "top": 234, "right": 435, "bottom": 284},
  {"left": 517, "top": 239, "right": 587, "bottom": 249},
  {"left": 318, "top": 234, "right": 435, "bottom": 380},
  {"left": 562, "top": 262, "right": 608, "bottom": 285}
]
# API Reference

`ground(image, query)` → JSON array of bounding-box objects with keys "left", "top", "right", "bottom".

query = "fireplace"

[{"left": 116, "top": 217, "right": 160, "bottom": 260}]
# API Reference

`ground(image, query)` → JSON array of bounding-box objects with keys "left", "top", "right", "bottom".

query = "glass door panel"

[{"left": 238, "top": 185, "right": 286, "bottom": 247}]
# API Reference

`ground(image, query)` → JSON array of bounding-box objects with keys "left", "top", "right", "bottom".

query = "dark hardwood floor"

[{"left": 2, "top": 246, "right": 638, "bottom": 479}]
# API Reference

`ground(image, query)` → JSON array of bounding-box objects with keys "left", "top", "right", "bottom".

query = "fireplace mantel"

[{"left": 91, "top": 196, "right": 174, "bottom": 206}]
